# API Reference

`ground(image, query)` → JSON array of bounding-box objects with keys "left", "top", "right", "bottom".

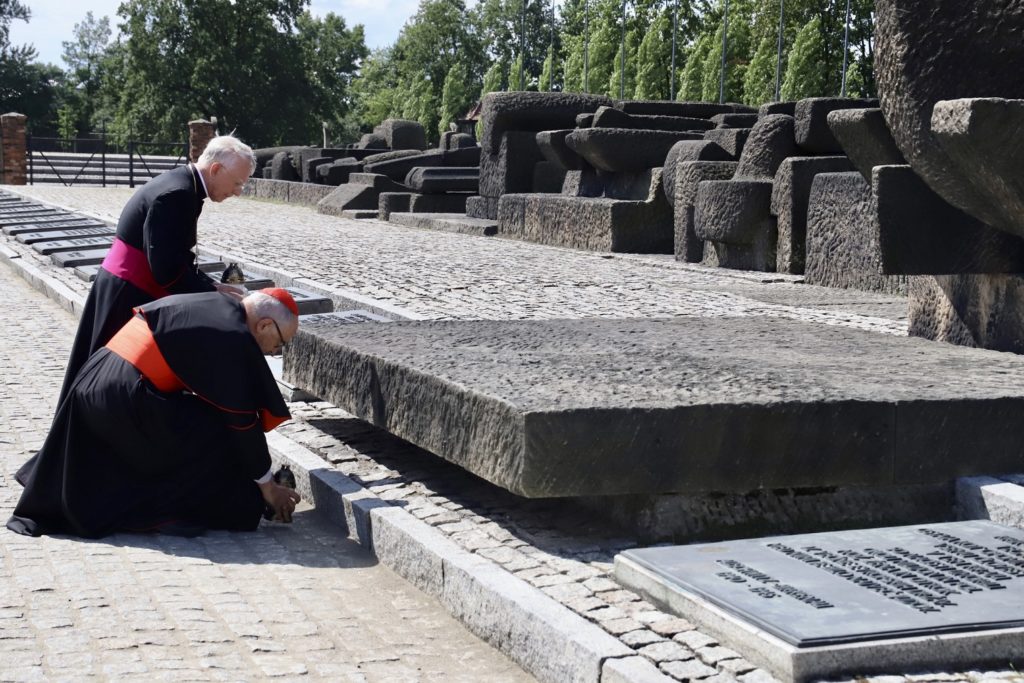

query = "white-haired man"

[
  {"left": 9, "top": 288, "right": 302, "bottom": 539},
  {"left": 56, "top": 135, "right": 257, "bottom": 404}
]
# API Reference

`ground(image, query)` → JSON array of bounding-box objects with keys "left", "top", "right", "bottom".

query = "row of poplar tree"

[{"left": 0, "top": 0, "right": 874, "bottom": 148}]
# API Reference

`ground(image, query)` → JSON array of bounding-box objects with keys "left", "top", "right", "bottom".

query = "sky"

[{"left": 8, "top": 0, "right": 421, "bottom": 67}]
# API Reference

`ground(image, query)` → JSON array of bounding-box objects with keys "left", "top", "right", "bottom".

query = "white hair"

[
  {"left": 244, "top": 291, "right": 298, "bottom": 327},
  {"left": 198, "top": 134, "right": 257, "bottom": 175}
]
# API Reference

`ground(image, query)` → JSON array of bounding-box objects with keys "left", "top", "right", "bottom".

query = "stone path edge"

[
  {"left": 266, "top": 431, "right": 648, "bottom": 683},
  {"left": 0, "top": 244, "right": 669, "bottom": 683}
]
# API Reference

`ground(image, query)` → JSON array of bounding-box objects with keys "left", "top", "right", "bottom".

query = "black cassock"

[
  {"left": 9, "top": 293, "right": 290, "bottom": 538},
  {"left": 58, "top": 164, "right": 217, "bottom": 404}
]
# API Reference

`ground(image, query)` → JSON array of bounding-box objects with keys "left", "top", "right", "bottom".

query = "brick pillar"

[
  {"left": 1, "top": 113, "right": 28, "bottom": 185},
  {"left": 188, "top": 119, "right": 217, "bottom": 162}
]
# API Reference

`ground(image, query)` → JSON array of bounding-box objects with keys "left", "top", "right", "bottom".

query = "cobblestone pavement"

[
  {"left": 0, "top": 259, "right": 532, "bottom": 681},
  {"left": 4, "top": 186, "right": 1023, "bottom": 683}
]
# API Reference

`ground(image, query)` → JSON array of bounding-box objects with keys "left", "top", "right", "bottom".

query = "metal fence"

[{"left": 27, "top": 135, "right": 188, "bottom": 188}]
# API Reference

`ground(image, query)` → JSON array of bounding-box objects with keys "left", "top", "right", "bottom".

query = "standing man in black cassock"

[
  {"left": 8, "top": 288, "right": 302, "bottom": 538},
  {"left": 57, "top": 135, "right": 256, "bottom": 404}
]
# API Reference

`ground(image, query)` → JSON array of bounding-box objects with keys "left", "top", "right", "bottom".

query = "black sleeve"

[
  {"left": 221, "top": 413, "right": 273, "bottom": 481},
  {"left": 142, "top": 190, "right": 216, "bottom": 294}
]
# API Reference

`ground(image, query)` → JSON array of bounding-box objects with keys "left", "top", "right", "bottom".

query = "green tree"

[
  {"left": 296, "top": 11, "right": 368, "bottom": 134},
  {"left": 481, "top": 58, "right": 506, "bottom": 95},
  {"left": 61, "top": 11, "right": 112, "bottom": 132},
  {"left": 701, "top": 2, "right": 752, "bottom": 103},
  {"left": 108, "top": 0, "right": 365, "bottom": 146},
  {"left": 0, "top": 0, "right": 64, "bottom": 132},
  {"left": 633, "top": 8, "right": 672, "bottom": 100},
  {"left": 679, "top": 33, "right": 711, "bottom": 101},
  {"left": 509, "top": 54, "right": 526, "bottom": 90},
  {"left": 781, "top": 16, "right": 826, "bottom": 100},
  {"left": 439, "top": 61, "right": 476, "bottom": 134},
  {"left": 743, "top": 33, "right": 776, "bottom": 106},
  {"left": 539, "top": 44, "right": 556, "bottom": 91}
]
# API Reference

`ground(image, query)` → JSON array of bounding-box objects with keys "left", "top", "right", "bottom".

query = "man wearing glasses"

[{"left": 8, "top": 288, "right": 302, "bottom": 539}]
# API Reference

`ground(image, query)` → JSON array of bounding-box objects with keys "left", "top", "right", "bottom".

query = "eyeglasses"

[{"left": 270, "top": 319, "right": 286, "bottom": 356}]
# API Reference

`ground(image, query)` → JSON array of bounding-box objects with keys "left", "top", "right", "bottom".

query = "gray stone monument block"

[
  {"left": 531, "top": 160, "right": 565, "bottom": 194},
  {"left": 480, "top": 91, "right": 612, "bottom": 154},
  {"left": 673, "top": 161, "right": 738, "bottom": 262},
  {"left": 3, "top": 219, "right": 104, "bottom": 235},
  {"left": 711, "top": 113, "right": 759, "bottom": 128},
  {"left": 316, "top": 183, "right": 382, "bottom": 216},
  {"left": 694, "top": 180, "right": 774, "bottom": 245},
  {"left": 908, "top": 274, "right": 1024, "bottom": 354},
  {"left": 616, "top": 520, "right": 1024, "bottom": 683},
  {"left": 793, "top": 97, "right": 879, "bottom": 154},
  {"left": 826, "top": 108, "right": 906, "bottom": 182},
  {"left": 591, "top": 106, "right": 715, "bottom": 132},
  {"left": 734, "top": 115, "right": 796, "bottom": 180},
  {"left": 283, "top": 315, "right": 1024, "bottom": 498},
  {"left": 662, "top": 141, "right": 733, "bottom": 206},
  {"left": 875, "top": 0, "right": 1024, "bottom": 236},
  {"left": 702, "top": 127, "right": 751, "bottom": 159},
  {"left": 931, "top": 97, "right": 1024, "bottom": 239},
  {"left": 466, "top": 196, "right": 499, "bottom": 220},
  {"left": 379, "top": 192, "right": 469, "bottom": 220},
  {"left": 565, "top": 128, "right": 704, "bottom": 173},
  {"left": 479, "top": 130, "right": 546, "bottom": 200},
  {"left": 282, "top": 287, "right": 333, "bottom": 315},
  {"left": 804, "top": 172, "right": 907, "bottom": 295},
  {"left": 356, "top": 132, "right": 387, "bottom": 149},
  {"left": 536, "top": 130, "right": 583, "bottom": 171},
  {"left": 759, "top": 101, "right": 796, "bottom": 117},
  {"left": 269, "top": 151, "right": 300, "bottom": 182},
  {"left": 318, "top": 158, "right": 363, "bottom": 186},
  {"left": 441, "top": 146, "right": 481, "bottom": 167},
  {"left": 303, "top": 156, "right": 333, "bottom": 184},
  {"left": 615, "top": 101, "right": 734, "bottom": 118},
  {"left": 374, "top": 119, "right": 427, "bottom": 151},
  {"left": 771, "top": 156, "right": 854, "bottom": 274},
  {"left": 347, "top": 173, "right": 408, "bottom": 192},
  {"left": 404, "top": 167, "right": 479, "bottom": 194},
  {"left": 362, "top": 149, "right": 423, "bottom": 165},
  {"left": 364, "top": 150, "right": 445, "bottom": 182},
  {"left": 873, "top": 165, "right": 1024, "bottom": 274}
]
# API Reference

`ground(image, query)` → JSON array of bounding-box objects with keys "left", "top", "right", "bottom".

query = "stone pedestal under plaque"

[{"left": 616, "top": 520, "right": 1024, "bottom": 682}]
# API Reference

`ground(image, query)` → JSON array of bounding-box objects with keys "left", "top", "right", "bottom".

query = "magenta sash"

[{"left": 101, "top": 238, "right": 170, "bottom": 299}]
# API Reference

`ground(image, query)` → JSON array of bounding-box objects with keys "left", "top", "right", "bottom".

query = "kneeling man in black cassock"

[{"left": 7, "top": 288, "right": 303, "bottom": 538}]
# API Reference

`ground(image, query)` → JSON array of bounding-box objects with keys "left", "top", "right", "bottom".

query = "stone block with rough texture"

[
  {"left": 374, "top": 119, "right": 427, "bottom": 151},
  {"left": 759, "top": 101, "right": 796, "bottom": 117},
  {"left": 662, "top": 141, "right": 733, "bottom": 206},
  {"left": 479, "top": 131, "right": 546, "bottom": 200},
  {"left": 303, "top": 156, "right": 332, "bottom": 184},
  {"left": 733, "top": 115, "right": 796, "bottom": 180},
  {"left": 702, "top": 128, "right": 750, "bottom": 159},
  {"left": 804, "top": 172, "right": 907, "bottom": 295},
  {"left": 616, "top": 101, "right": 737, "bottom": 118},
  {"left": 673, "top": 162, "right": 738, "bottom": 262},
  {"left": 873, "top": 165, "right": 1024, "bottom": 275},
  {"left": 379, "top": 192, "right": 469, "bottom": 220},
  {"left": 592, "top": 106, "right": 715, "bottom": 132},
  {"left": 404, "top": 167, "right": 479, "bottom": 194},
  {"left": 284, "top": 315, "right": 1024, "bottom": 498},
  {"left": 930, "top": 98, "right": 1024, "bottom": 239},
  {"left": 466, "top": 195, "right": 499, "bottom": 220},
  {"left": 442, "top": 146, "right": 481, "bottom": 167},
  {"left": 794, "top": 97, "right": 879, "bottom": 154},
  {"left": 536, "top": 130, "right": 583, "bottom": 170},
  {"left": 480, "top": 91, "right": 612, "bottom": 154},
  {"left": 875, "top": 0, "right": 1024, "bottom": 236},
  {"left": 771, "top": 156, "right": 853, "bottom": 274},
  {"left": 318, "top": 158, "right": 363, "bottom": 185},
  {"left": 711, "top": 113, "right": 759, "bottom": 128},
  {"left": 908, "top": 274, "right": 1024, "bottom": 353},
  {"left": 565, "top": 128, "right": 703, "bottom": 173},
  {"left": 826, "top": 108, "right": 906, "bottom": 182},
  {"left": 316, "top": 183, "right": 381, "bottom": 215},
  {"left": 498, "top": 171, "right": 672, "bottom": 254},
  {"left": 364, "top": 150, "right": 445, "bottom": 181},
  {"left": 270, "top": 151, "right": 300, "bottom": 182},
  {"left": 694, "top": 180, "right": 774, "bottom": 247}
]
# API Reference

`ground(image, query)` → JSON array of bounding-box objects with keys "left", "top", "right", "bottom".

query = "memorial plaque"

[
  {"left": 74, "top": 264, "right": 101, "bottom": 283},
  {"left": 0, "top": 213, "right": 73, "bottom": 226},
  {"left": 16, "top": 226, "right": 115, "bottom": 244},
  {"left": 51, "top": 248, "right": 110, "bottom": 268},
  {"left": 207, "top": 269, "right": 275, "bottom": 290},
  {"left": 618, "top": 521, "right": 1024, "bottom": 647},
  {"left": 196, "top": 256, "right": 227, "bottom": 273},
  {"left": 4, "top": 220, "right": 106, "bottom": 236},
  {"left": 33, "top": 236, "right": 113, "bottom": 255},
  {"left": 284, "top": 287, "right": 333, "bottom": 315},
  {"left": 0, "top": 206, "right": 60, "bottom": 216}
]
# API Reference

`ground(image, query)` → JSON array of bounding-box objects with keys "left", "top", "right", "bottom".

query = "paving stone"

[
  {"left": 639, "top": 640, "right": 696, "bottom": 663},
  {"left": 674, "top": 630, "right": 718, "bottom": 650},
  {"left": 659, "top": 657, "right": 719, "bottom": 679},
  {"left": 620, "top": 629, "right": 668, "bottom": 647},
  {"left": 649, "top": 617, "right": 697, "bottom": 637}
]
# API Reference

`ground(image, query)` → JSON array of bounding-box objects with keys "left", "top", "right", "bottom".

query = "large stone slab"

[
  {"left": 566, "top": 128, "right": 703, "bottom": 173},
  {"left": 480, "top": 91, "right": 612, "bottom": 155},
  {"left": 875, "top": 0, "right": 1024, "bottom": 238},
  {"left": 51, "top": 248, "right": 110, "bottom": 267},
  {"left": 907, "top": 274, "right": 1024, "bottom": 353},
  {"left": 793, "top": 97, "right": 878, "bottom": 154},
  {"left": 616, "top": 520, "right": 1024, "bottom": 682},
  {"left": 3, "top": 218, "right": 105, "bottom": 235},
  {"left": 827, "top": 108, "right": 905, "bottom": 182},
  {"left": 283, "top": 316, "right": 1024, "bottom": 498},
  {"left": 591, "top": 106, "right": 715, "bottom": 132}
]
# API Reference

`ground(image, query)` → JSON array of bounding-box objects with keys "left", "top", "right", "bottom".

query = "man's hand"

[{"left": 258, "top": 480, "right": 301, "bottom": 523}]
